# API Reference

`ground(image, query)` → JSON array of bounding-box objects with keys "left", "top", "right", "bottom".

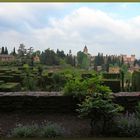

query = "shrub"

[
  {"left": 63, "top": 71, "right": 123, "bottom": 136},
  {"left": 51, "top": 73, "right": 66, "bottom": 91},
  {"left": 40, "top": 122, "right": 64, "bottom": 138},
  {"left": 0, "top": 82, "right": 21, "bottom": 92},
  {"left": 63, "top": 73, "right": 111, "bottom": 99},
  {"left": 63, "top": 78, "right": 87, "bottom": 98},
  {"left": 0, "top": 76, "right": 14, "bottom": 82},
  {"left": 132, "top": 71, "right": 140, "bottom": 91},
  {"left": 11, "top": 124, "right": 39, "bottom": 137},
  {"left": 22, "top": 76, "right": 38, "bottom": 91},
  {"left": 0, "top": 80, "right": 4, "bottom": 85},
  {"left": 116, "top": 112, "right": 140, "bottom": 137},
  {"left": 11, "top": 123, "right": 64, "bottom": 138},
  {"left": 77, "top": 95, "right": 123, "bottom": 135}
]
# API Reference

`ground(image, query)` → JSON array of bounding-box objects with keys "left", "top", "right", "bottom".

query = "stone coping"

[
  {"left": 0, "top": 92, "right": 63, "bottom": 96},
  {"left": 0, "top": 91, "right": 139, "bottom": 97},
  {"left": 113, "top": 92, "right": 140, "bottom": 97}
]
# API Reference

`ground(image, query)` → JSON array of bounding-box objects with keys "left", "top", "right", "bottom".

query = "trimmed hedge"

[
  {"left": 0, "top": 76, "right": 14, "bottom": 82},
  {"left": 12, "top": 74, "right": 23, "bottom": 82},
  {"left": 0, "top": 82, "right": 21, "bottom": 92},
  {"left": 0, "top": 73, "right": 5, "bottom": 76},
  {"left": 102, "top": 79, "right": 121, "bottom": 93},
  {"left": 132, "top": 71, "right": 140, "bottom": 91},
  {"left": 0, "top": 80, "right": 4, "bottom": 85},
  {"left": 103, "top": 73, "right": 120, "bottom": 79}
]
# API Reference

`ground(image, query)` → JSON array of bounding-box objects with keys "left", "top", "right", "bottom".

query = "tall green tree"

[
  {"left": 56, "top": 49, "right": 65, "bottom": 59},
  {"left": 11, "top": 47, "right": 16, "bottom": 56},
  {"left": 4, "top": 47, "right": 8, "bottom": 54},
  {"left": 18, "top": 44, "right": 26, "bottom": 57},
  {"left": 40, "top": 48, "right": 59, "bottom": 65},
  {"left": 77, "top": 51, "right": 90, "bottom": 69},
  {"left": 1, "top": 46, "right": 5, "bottom": 54}
]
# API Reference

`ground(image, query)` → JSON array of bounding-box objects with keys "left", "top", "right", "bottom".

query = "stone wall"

[
  {"left": 0, "top": 92, "right": 140, "bottom": 113},
  {"left": 113, "top": 92, "right": 140, "bottom": 112},
  {"left": 0, "top": 92, "right": 78, "bottom": 113}
]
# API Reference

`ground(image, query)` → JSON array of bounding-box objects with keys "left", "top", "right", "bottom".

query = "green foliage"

[
  {"left": 11, "top": 123, "right": 64, "bottom": 138},
  {"left": 63, "top": 78, "right": 87, "bottom": 98},
  {"left": 0, "top": 80, "right": 4, "bottom": 85},
  {"left": 11, "top": 124, "right": 39, "bottom": 138},
  {"left": 77, "top": 95, "right": 123, "bottom": 118},
  {"left": 132, "top": 71, "right": 140, "bottom": 91},
  {"left": 40, "top": 48, "right": 60, "bottom": 65},
  {"left": 65, "top": 54, "right": 75, "bottom": 67},
  {"left": 51, "top": 73, "right": 66, "bottom": 91},
  {"left": 63, "top": 72, "right": 111, "bottom": 98},
  {"left": 0, "top": 46, "right": 8, "bottom": 54},
  {"left": 0, "top": 76, "right": 14, "bottom": 82},
  {"left": 22, "top": 76, "right": 37, "bottom": 91},
  {"left": 0, "top": 82, "right": 21, "bottom": 92},
  {"left": 4, "top": 47, "right": 8, "bottom": 54},
  {"left": 1, "top": 46, "right": 4, "bottom": 54},
  {"left": 37, "top": 65, "right": 43, "bottom": 76},
  {"left": 77, "top": 51, "right": 90, "bottom": 69},
  {"left": 22, "top": 65, "right": 38, "bottom": 91},
  {"left": 11, "top": 47, "right": 16, "bottom": 56},
  {"left": 77, "top": 93, "right": 123, "bottom": 134},
  {"left": 116, "top": 113, "right": 140, "bottom": 137},
  {"left": 40, "top": 122, "right": 64, "bottom": 138},
  {"left": 64, "top": 71, "right": 123, "bottom": 135},
  {"left": 121, "top": 64, "right": 128, "bottom": 74}
]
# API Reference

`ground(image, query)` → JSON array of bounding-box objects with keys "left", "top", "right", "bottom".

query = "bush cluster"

[
  {"left": 11, "top": 122, "right": 64, "bottom": 138},
  {"left": 115, "top": 113, "right": 140, "bottom": 137}
]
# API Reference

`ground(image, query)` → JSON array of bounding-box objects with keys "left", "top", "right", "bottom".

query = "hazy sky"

[{"left": 1, "top": 3, "right": 140, "bottom": 57}]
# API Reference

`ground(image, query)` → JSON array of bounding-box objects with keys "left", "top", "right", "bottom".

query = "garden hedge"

[
  {"left": 102, "top": 79, "right": 121, "bottom": 93},
  {"left": 103, "top": 73, "right": 120, "bottom": 79},
  {"left": 132, "top": 71, "right": 140, "bottom": 91},
  {"left": 0, "top": 82, "right": 21, "bottom": 92}
]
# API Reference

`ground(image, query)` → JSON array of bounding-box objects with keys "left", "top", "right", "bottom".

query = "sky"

[{"left": 1, "top": 3, "right": 140, "bottom": 57}]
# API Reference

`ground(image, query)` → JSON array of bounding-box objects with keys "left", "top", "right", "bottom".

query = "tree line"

[{"left": 1, "top": 44, "right": 140, "bottom": 70}]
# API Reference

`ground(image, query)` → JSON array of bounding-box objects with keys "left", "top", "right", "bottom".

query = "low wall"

[
  {"left": 0, "top": 92, "right": 140, "bottom": 113},
  {"left": 113, "top": 92, "right": 140, "bottom": 112},
  {"left": 0, "top": 92, "right": 78, "bottom": 113}
]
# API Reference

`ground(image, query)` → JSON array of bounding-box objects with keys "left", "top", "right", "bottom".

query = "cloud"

[
  {"left": 30, "top": 6, "right": 140, "bottom": 56},
  {"left": 0, "top": 4, "right": 140, "bottom": 57},
  {"left": 0, "top": 3, "right": 68, "bottom": 30}
]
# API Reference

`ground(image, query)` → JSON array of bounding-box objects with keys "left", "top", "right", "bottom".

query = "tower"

[{"left": 83, "top": 45, "right": 88, "bottom": 54}]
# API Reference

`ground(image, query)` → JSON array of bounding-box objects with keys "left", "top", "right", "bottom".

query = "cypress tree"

[
  {"left": 12, "top": 47, "right": 16, "bottom": 55},
  {"left": 1, "top": 46, "right": 4, "bottom": 54},
  {"left": 4, "top": 47, "right": 8, "bottom": 54}
]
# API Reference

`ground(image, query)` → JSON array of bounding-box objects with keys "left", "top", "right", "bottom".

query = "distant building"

[
  {"left": 83, "top": 45, "right": 88, "bottom": 54},
  {"left": 121, "top": 55, "right": 135, "bottom": 66},
  {"left": 0, "top": 55, "right": 15, "bottom": 62},
  {"left": 83, "top": 45, "right": 93, "bottom": 68},
  {"left": 33, "top": 54, "right": 40, "bottom": 63}
]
